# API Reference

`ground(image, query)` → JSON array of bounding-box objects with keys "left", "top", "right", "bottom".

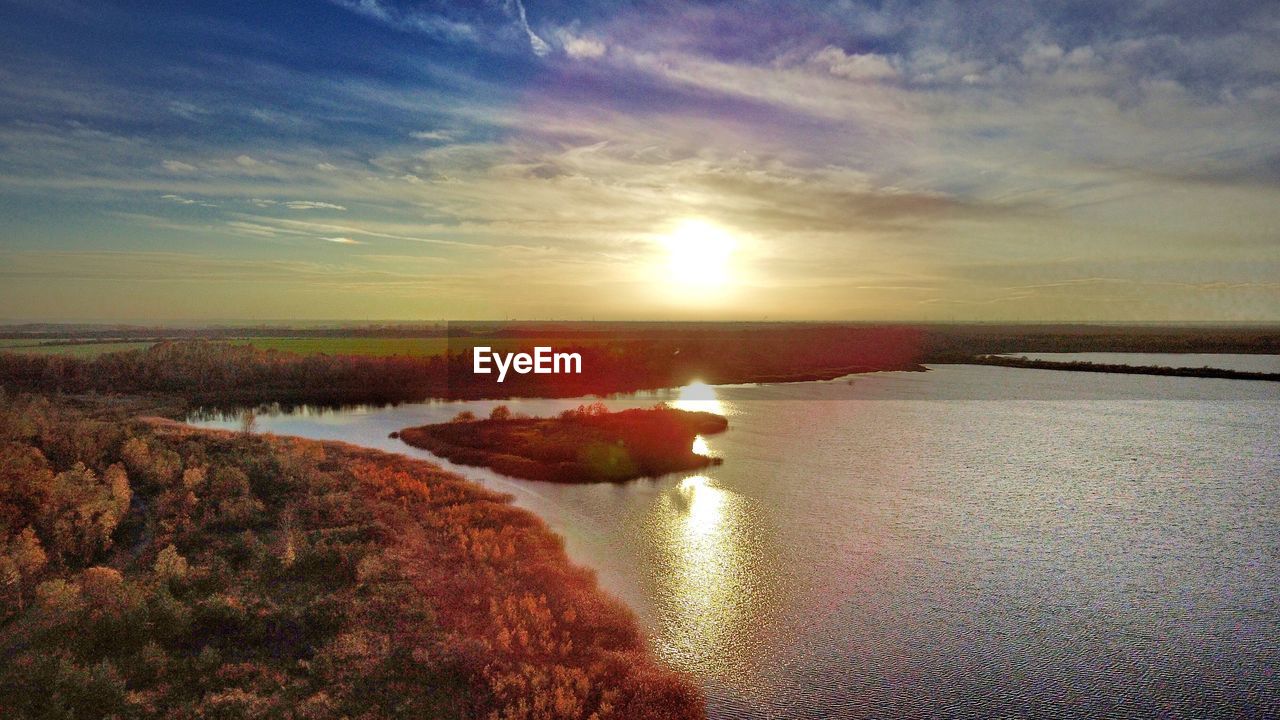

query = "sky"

[{"left": 0, "top": 0, "right": 1277, "bottom": 322}]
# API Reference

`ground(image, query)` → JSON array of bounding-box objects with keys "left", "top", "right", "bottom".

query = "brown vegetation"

[
  {"left": 0, "top": 326, "right": 927, "bottom": 410},
  {"left": 399, "top": 404, "right": 728, "bottom": 484},
  {"left": 0, "top": 392, "right": 703, "bottom": 719}
]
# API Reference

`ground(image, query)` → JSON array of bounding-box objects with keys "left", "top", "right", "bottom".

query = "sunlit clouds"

[{"left": 0, "top": 1, "right": 1277, "bottom": 320}]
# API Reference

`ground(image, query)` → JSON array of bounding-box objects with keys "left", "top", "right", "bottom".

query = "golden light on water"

[
  {"left": 691, "top": 434, "right": 711, "bottom": 456},
  {"left": 655, "top": 473, "right": 742, "bottom": 667},
  {"left": 647, "top": 379, "right": 770, "bottom": 682},
  {"left": 673, "top": 380, "right": 726, "bottom": 415},
  {"left": 679, "top": 475, "right": 723, "bottom": 537}
]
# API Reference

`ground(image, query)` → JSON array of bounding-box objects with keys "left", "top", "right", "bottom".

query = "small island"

[{"left": 397, "top": 403, "right": 728, "bottom": 483}]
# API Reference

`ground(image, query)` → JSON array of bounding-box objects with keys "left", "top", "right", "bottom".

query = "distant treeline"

[
  {"left": 2, "top": 323, "right": 1278, "bottom": 411},
  {"left": 0, "top": 324, "right": 449, "bottom": 342},
  {"left": 919, "top": 324, "right": 1280, "bottom": 359},
  {"left": 398, "top": 404, "right": 728, "bottom": 484},
  {"left": 0, "top": 328, "right": 927, "bottom": 411},
  {"left": 4, "top": 321, "right": 1279, "bottom": 355},
  {"left": 969, "top": 355, "right": 1280, "bottom": 381}
]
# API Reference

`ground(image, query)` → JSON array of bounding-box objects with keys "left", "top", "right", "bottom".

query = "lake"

[{"left": 189, "top": 364, "right": 1280, "bottom": 718}]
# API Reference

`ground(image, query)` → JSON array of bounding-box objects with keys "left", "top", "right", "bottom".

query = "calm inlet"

[{"left": 191, "top": 364, "right": 1280, "bottom": 718}]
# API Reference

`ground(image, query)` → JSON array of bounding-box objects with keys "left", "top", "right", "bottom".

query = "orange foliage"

[{"left": 350, "top": 459, "right": 703, "bottom": 719}]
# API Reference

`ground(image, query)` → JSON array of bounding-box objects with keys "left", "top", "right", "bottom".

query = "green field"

[
  {"left": 0, "top": 341, "right": 158, "bottom": 357},
  {"left": 0, "top": 336, "right": 610, "bottom": 358},
  {"left": 227, "top": 337, "right": 452, "bottom": 357},
  {"left": 229, "top": 337, "right": 609, "bottom": 356}
]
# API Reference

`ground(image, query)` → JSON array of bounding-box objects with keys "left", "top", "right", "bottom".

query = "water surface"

[{"left": 191, "top": 365, "right": 1280, "bottom": 718}]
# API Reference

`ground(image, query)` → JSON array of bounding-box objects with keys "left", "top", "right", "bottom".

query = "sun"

[{"left": 662, "top": 219, "right": 736, "bottom": 289}]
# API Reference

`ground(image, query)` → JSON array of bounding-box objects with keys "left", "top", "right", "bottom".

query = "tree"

[
  {"left": 35, "top": 578, "right": 85, "bottom": 616},
  {"left": 0, "top": 443, "right": 54, "bottom": 530},
  {"left": 80, "top": 566, "right": 125, "bottom": 611},
  {"left": 153, "top": 544, "right": 188, "bottom": 585},
  {"left": 104, "top": 463, "right": 132, "bottom": 520},
  {"left": 1, "top": 526, "right": 47, "bottom": 611},
  {"left": 41, "top": 463, "right": 124, "bottom": 564}
]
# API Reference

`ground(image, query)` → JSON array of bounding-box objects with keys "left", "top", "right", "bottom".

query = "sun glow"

[
  {"left": 672, "top": 380, "right": 726, "bottom": 415},
  {"left": 662, "top": 219, "right": 736, "bottom": 290}
]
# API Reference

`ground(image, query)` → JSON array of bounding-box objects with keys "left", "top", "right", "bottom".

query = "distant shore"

[{"left": 964, "top": 355, "right": 1280, "bottom": 382}]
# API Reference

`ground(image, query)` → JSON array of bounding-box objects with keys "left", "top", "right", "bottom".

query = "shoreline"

[
  {"left": 159, "top": 421, "right": 706, "bottom": 718},
  {"left": 960, "top": 355, "right": 1280, "bottom": 381},
  {"left": 0, "top": 392, "right": 704, "bottom": 718}
]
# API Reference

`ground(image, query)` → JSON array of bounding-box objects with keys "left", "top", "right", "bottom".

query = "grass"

[
  {"left": 0, "top": 336, "right": 614, "bottom": 359},
  {"left": 229, "top": 336, "right": 613, "bottom": 357},
  {"left": 227, "top": 337, "right": 453, "bottom": 357},
  {"left": 0, "top": 341, "right": 158, "bottom": 357}
]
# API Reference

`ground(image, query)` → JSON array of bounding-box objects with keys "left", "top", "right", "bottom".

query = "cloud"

[
  {"left": 322, "top": 236, "right": 363, "bottom": 244},
  {"left": 410, "top": 129, "right": 455, "bottom": 141},
  {"left": 506, "top": 0, "right": 549, "bottom": 56},
  {"left": 558, "top": 31, "right": 606, "bottom": 60},
  {"left": 329, "top": 0, "right": 475, "bottom": 42},
  {"left": 246, "top": 198, "right": 346, "bottom": 210},
  {"left": 161, "top": 194, "right": 217, "bottom": 208},
  {"left": 810, "top": 46, "right": 899, "bottom": 81},
  {"left": 3, "top": 0, "right": 1280, "bottom": 321},
  {"left": 167, "top": 101, "right": 206, "bottom": 120},
  {"left": 284, "top": 201, "right": 347, "bottom": 211}
]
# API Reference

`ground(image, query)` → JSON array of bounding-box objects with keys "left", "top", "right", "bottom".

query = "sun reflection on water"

[
  {"left": 691, "top": 434, "right": 711, "bottom": 457},
  {"left": 647, "top": 378, "right": 774, "bottom": 686},
  {"left": 652, "top": 473, "right": 756, "bottom": 675},
  {"left": 672, "top": 380, "right": 727, "bottom": 416},
  {"left": 680, "top": 475, "right": 723, "bottom": 537}
]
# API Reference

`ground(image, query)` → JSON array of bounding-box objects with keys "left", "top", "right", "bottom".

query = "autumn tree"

[
  {"left": 40, "top": 463, "right": 130, "bottom": 564},
  {"left": 1, "top": 526, "right": 47, "bottom": 612}
]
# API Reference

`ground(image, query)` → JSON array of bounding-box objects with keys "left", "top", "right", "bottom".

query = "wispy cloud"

[
  {"left": 506, "top": 0, "right": 549, "bottom": 56},
  {"left": 809, "top": 46, "right": 899, "bottom": 81},
  {"left": 410, "top": 129, "right": 455, "bottom": 141},
  {"left": 557, "top": 30, "right": 605, "bottom": 60},
  {"left": 329, "top": 0, "right": 476, "bottom": 42},
  {"left": 284, "top": 201, "right": 347, "bottom": 211},
  {"left": 161, "top": 194, "right": 218, "bottom": 208}
]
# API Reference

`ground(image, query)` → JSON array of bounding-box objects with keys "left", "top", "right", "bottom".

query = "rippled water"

[
  {"left": 190, "top": 365, "right": 1280, "bottom": 718},
  {"left": 1000, "top": 352, "right": 1280, "bottom": 374}
]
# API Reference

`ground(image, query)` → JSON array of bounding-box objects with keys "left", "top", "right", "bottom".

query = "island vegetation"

[
  {"left": 397, "top": 404, "right": 728, "bottom": 484},
  {"left": 0, "top": 391, "right": 703, "bottom": 719}
]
